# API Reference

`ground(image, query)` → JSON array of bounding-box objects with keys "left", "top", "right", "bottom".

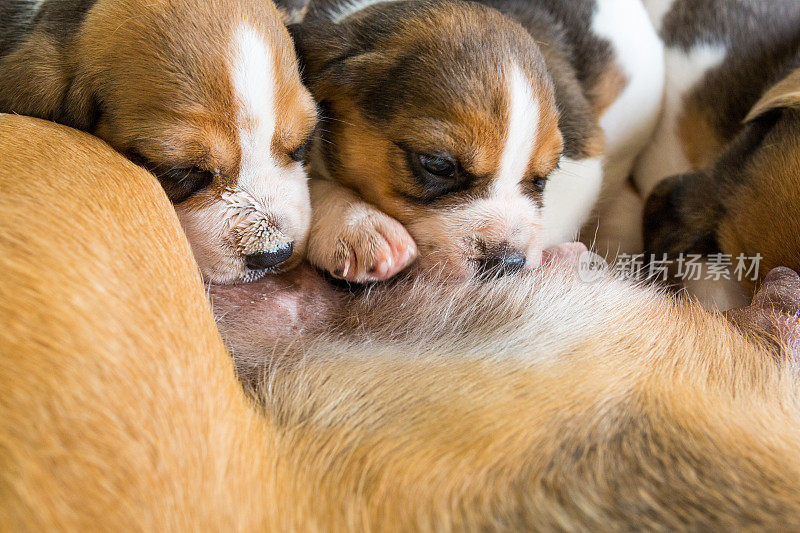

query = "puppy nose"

[
  {"left": 479, "top": 250, "right": 527, "bottom": 277},
  {"left": 244, "top": 242, "right": 294, "bottom": 271}
]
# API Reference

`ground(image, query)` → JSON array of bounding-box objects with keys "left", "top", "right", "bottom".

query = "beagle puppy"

[
  {"left": 5, "top": 113, "right": 800, "bottom": 530},
  {"left": 637, "top": 0, "right": 800, "bottom": 309},
  {"left": 290, "top": 0, "right": 663, "bottom": 283},
  {"left": 0, "top": 0, "right": 317, "bottom": 284}
]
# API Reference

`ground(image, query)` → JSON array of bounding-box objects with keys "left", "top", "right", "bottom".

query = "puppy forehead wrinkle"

[
  {"left": 495, "top": 62, "right": 539, "bottom": 196},
  {"left": 231, "top": 23, "right": 278, "bottom": 184}
]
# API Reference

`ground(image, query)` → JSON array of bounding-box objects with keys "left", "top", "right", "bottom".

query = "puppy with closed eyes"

[
  {"left": 637, "top": 0, "right": 800, "bottom": 309},
  {"left": 288, "top": 0, "right": 663, "bottom": 282},
  {"left": 0, "top": 0, "right": 317, "bottom": 283}
]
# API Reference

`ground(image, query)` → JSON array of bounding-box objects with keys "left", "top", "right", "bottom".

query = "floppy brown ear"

[
  {"left": 744, "top": 68, "right": 800, "bottom": 122},
  {"left": 289, "top": 21, "right": 378, "bottom": 102},
  {"left": 289, "top": 20, "right": 353, "bottom": 75},
  {"left": 0, "top": 36, "right": 67, "bottom": 121},
  {"left": 0, "top": 40, "right": 99, "bottom": 131}
]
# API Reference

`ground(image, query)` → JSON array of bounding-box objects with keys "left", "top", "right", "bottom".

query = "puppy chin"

[
  {"left": 412, "top": 249, "right": 479, "bottom": 280},
  {"left": 204, "top": 256, "right": 257, "bottom": 285}
]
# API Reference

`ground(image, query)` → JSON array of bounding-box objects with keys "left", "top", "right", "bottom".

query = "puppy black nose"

[
  {"left": 479, "top": 250, "right": 527, "bottom": 277},
  {"left": 244, "top": 242, "right": 294, "bottom": 271}
]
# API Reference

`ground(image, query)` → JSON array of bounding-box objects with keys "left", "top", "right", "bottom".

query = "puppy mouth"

[
  {"left": 412, "top": 235, "right": 539, "bottom": 280},
  {"left": 237, "top": 266, "right": 277, "bottom": 284},
  {"left": 210, "top": 248, "right": 301, "bottom": 285}
]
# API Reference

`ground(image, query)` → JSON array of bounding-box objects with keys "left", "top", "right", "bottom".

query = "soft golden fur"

[
  {"left": 0, "top": 116, "right": 274, "bottom": 529},
  {"left": 5, "top": 115, "right": 800, "bottom": 529}
]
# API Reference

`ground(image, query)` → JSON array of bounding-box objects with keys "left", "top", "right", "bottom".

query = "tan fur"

[
  {"left": 5, "top": 116, "right": 800, "bottom": 529},
  {"left": 702, "top": 66, "right": 800, "bottom": 287},
  {"left": 639, "top": 2, "right": 800, "bottom": 308},
  {"left": 0, "top": 33, "right": 67, "bottom": 119},
  {"left": 587, "top": 61, "right": 629, "bottom": 119},
  {"left": 0, "top": 116, "right": 274, "bottom": 529},
  {"left": 716, "top": 116, "right": 800, "bottom": 291},
  {"left": 677, "top": 102, "right": 724, "bottom": 169}
]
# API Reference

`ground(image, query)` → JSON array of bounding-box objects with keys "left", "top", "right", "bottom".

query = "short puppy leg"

[{"left": 307, "top": 179, "right": 417, "bottom": 283}]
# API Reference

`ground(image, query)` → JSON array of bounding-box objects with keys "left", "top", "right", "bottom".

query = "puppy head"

[
  {"left": 645, "top": 66, "right": 800, "bottom": 292},
  {"left": 68, "top": 0, "right": 317, "bottom": 283},
  {"left": 294, "top": 1, "right": 562, "bottom": 278}
]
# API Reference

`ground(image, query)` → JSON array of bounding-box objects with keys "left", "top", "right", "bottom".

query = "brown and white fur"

[
  {"left": 288, "top": 0, "right": 663, "bottom": 283},
  {"left": 637, "top": 0, "right": 800, "bottom": 310},
  {"left": 0, "top": 0, "right": 317, "bottom": 284},
  {"left": 7, "top": 115, "right": 800, "bottom": 529}
]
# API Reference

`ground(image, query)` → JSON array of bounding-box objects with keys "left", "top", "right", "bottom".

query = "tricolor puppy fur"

[
  {"left": 0, "top": 0, "right": 317, "bottom": 283},
  {"left": 6, "top": 115, "right": 800, "bottom": 529},
  {"left": 637, "top": 0, "right": 800, "bottom": 309},
  {"left": 288, "top": 0, "right": 663, "bottom": 282}
]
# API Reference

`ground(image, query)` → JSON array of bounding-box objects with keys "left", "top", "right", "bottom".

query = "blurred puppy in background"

[
  {"left": 288, "top": 0, "right": 663, "bottom": 283},
  {"left": 0, "top": 0, "right": 317, "bottom": 283},
  {"left": 637, "top": 0, "right": 800, "bottom": 309}
]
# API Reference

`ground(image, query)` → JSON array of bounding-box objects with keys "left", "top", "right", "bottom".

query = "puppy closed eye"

[
  {"left": 419, "top": 153, "right": 456, "bottom": 178},
  {"left": 520, "top": 175, "right": 548, "bottom": 198},
  {"left": 129, "top": 152, "right": 216, "bottom": 203},
  {"left": 406, "top": 150, "right": 470, "bottom": 200},
  {"left": 289, "top": 140, "right": 310, "bottom": 163},
  {"left": 523, "top": 158, "right": 560, "bottom": 197},
  {"left": 158, "top": 166, "right": 216, "bottom": 203}
]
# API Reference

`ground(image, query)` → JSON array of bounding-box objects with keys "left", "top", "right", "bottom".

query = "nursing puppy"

[
  {"left": 291, "top": 0, "right": 663, "bottom": 282},
  {"left": 6, "top": 114, "right": 800, "bottom": 529},
  {"left": 0, "top": 0, "right": 317, "bottom": 283},
  {"left": 637, "top": 0, "right": 800, "bottom": 309}
]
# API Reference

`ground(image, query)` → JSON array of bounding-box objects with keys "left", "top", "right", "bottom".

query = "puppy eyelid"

[
  {"left": 289, "top": 138, "right": 312, "bottom": 162},
  {"left": 288, "top": 123, "right": 318, "bottom": 162},
  {"left": 126, "top": 151, "right": 214, "bottom": 202}
]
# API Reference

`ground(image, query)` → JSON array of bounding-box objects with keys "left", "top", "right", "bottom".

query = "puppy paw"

[{"left": 308, "top": 203, "right": 417, "bottom": 283}]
